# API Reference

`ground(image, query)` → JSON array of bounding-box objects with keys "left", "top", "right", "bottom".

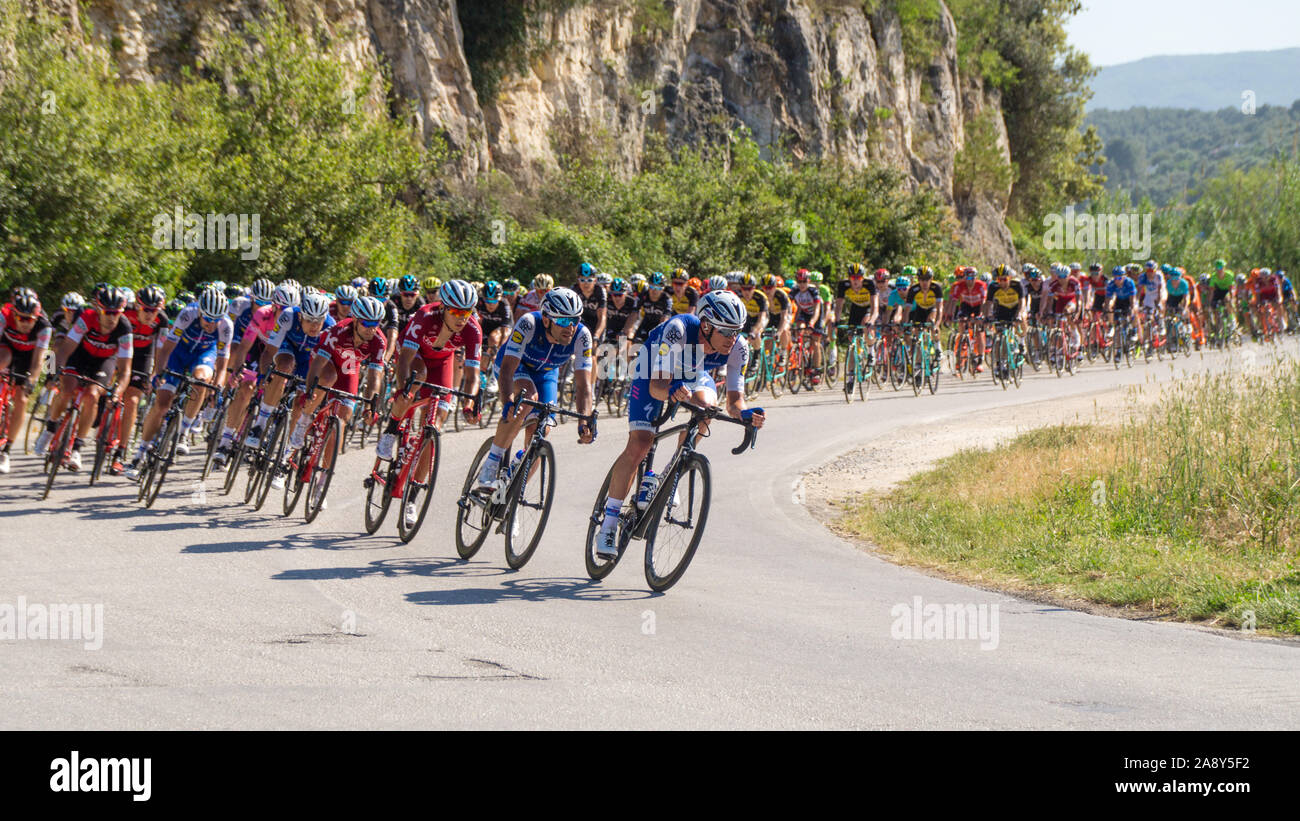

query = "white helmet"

[
  {"left": 351, "top": 296, "right": 385, "bottom": 323},
  {"left": 300, "top": 291, "right": 330, "bottom": 320},
  {"left": 61, "top": 291, "right": 85, "bottom": 311},
  {"left": 541, "top": 287, "right": 583, "bottom": 319},
  {"left": 438, "top": 279, "right": 477, "bottom": 311},
  {"left": 272, "top": 282, "right": 300, "bottom": 308},
  {"left": 198, "top": 288, "right": 229, "bottom": 321},
  {"left": 698, "top": 290, "right": 746, "bottom": 329},
  {"left": 708, "top": 275, "right": 728, "bottom": 292},
  {"left": 725, "top": 270, "right": 745, "bottom": 284},
  {"left": 595, "top": 272, "right": 612, "bottom": 287},
  {"left": 251, "top": 278, "right": 275, "bottom": 303}
]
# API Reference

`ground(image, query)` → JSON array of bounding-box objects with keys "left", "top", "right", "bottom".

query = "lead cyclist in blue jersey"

[
  {"left": 472, "top": 287, "right": 597, "bottom": 492},
  {"left": 594, "top": 289, "right": 766, "bottom": 559}
]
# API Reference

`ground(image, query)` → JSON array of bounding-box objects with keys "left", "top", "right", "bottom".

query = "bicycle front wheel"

[
  {"left": 41, "top": 413, "right": 75, "bottom": 501},
  {"left": 584, "top": 463, "right": 639, "bottom": 580},
  {"left": 200, "top": 402, "right": 228, "bottom": 481},
  {"left": 454, "top": 437, "right": 496, "bottom": 559},
  {"left": 644, "top": 453, "right": 711, "bottom": 593},
  {"left": 397, "top": 430, "right": 440, "bottom": 544},
  {"left": 504, "top": 439, "right": 556, "bottom": 570},
  {"left": 143, "top": 412, "right": 180, "bottom": 509}
]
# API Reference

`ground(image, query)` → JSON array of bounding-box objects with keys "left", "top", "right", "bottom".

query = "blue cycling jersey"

[
  {"left": 1105, "top": 276, "right": 1137, "bottom": 300},
  {"left": 167, "top": 304, "right": 234, "bottom": 356},
  {"left": 637, "top": 312, "right": 748, "bottom": 393},
  {"left": 267, "top": 306, "right": 336, "bottom": 354},
  {"left": 1166, "top": 276, "right": 1190, "bottom": 297},
  {"left": 497, "top": 310, "right": 593, "bottom": 373}
]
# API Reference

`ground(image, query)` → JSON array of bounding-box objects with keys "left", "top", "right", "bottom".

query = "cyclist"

[
  {"left": 1105, "top": 265, "right": 1138, "bottom": 345},
  {"left": 595, "top": 290, "right": 764, "bottom": 559},
  {"left": 790, "top": 269, "right": 825, "bottom": 380},
  {"left": 0, "top": 289, "right": 52, "bottom": 473},
  {"left": 52, "top": 292, "right": 85, "bottom": 346},
  {"left": 499, "top": 278, "right": 519, "bottom": 316},
  {"left": 623, "top": 271, "right": 673, "bottom": 345},
  {"left": 835, "top": 263, "right": 878, "bottom": 338},
  {"left": 517, "top": 274, "right": 552, "bottom": 315},
  {"left": 984, "top": 263, "right": 1027, "bottom": 340},
  {"left": 477, "top": 281, "right": 514, "bottom": 385},
  {"left": 472, "top": 288, "right": 595, "bottom": 492},
  {"left": 36, "top": 286, "right": 133, "bottom": 471},
  {"left": 114, "top": 285, "right": 168, "bottom": 475},
  {"left": 386, "top": 274, "right": 426, "bottom": 346},
  {"left": 221, "top": 281, "right": 298, "bottom": 454},
  {"left": 883, "top": 272, "right": 911, "bottom": 325},
  {"left": 760, "top": 274, "right": 793, "bottom": 353},
  {"left": 217, "top": 290, "right": 336, "bottom": 473},
  {"left": 949, "top": 265, "right": 988, "bottom": 371},
  {"left": 420, "top": 276, "right": 443, "bottom": 304},
  {"left": 127, "top": 288, "right": 232, "bottom": 476},
  {"left": 330, "top": 284, "right": 358, "bottom": 322},
  {"left": 1164, "top": 266, "right": 1193, "bottom": 347},
  {"left": 1043, "top": 262, "right": 1083, "bottom": 358},
  {"left": 905, "top": 266, "right": 944, "bottom": 330},
  {"left": 668, "top": 267, "right": 698, "bottom": 315},
  {"left": 602, "top": 278, "right": 639, "bottom": 380},
  {"left": 1251, "top": 267, "right": 1284, "bottom": 334},
  {"left": 738, "top": 273, "right": 770, "bottom": 346},
  {"left": 1135, "top": 261, "right": 1165, "bottom": 345},
  {"left": 629, "top": 273, "right": 648, "bottom": 297},
  {"left": 573, "top": 263, "right": 608, "bottom": 341},
  {"left": 288, "top": 295, "right": 387, "bottom": 457}
]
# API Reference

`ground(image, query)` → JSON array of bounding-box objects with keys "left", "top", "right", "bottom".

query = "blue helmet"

[
  {"left": 369, "top": 277, "right": 390, "bottom": 299},
  {"left": 579, "top": 262, "right": 596, "bottom": 279},
  {"left": 1111, "top": 266, "right": 1125, "bottom": 277},
  {"left": 483, "top": 280, "right": 502, "bottom": 301}
]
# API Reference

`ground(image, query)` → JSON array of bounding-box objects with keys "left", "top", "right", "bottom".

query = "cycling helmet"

[
  {"left": 579, "top": 262, "right": 596, "bottom": 279},
  {"left": 708, "top": 275, "right": 728, "bottom": 292},
  {"left": 165, "top": 298, "right": 185, "bottom": 320},
  {"left": 350, "top": 276, "right": 368, "bottom": 290},
  {"left": 1259, "top": 267, "right": 1272, "bottom": 277},
  {"left": 980, "top": 272, "right": 993, "bottom": 284},
  {"left": 726, "top": 270, "right": 745, "bottom": 284},
  {"left": 351, "top": 296, "right": 385, "bottom": 323},
  {"left": 963, "top": 267, "right": 977, "bottom": 279},
  {"left": 1021, "top": 263, "right": 1033, "bottom": 274},
  {"left": 251, "top": 278, "right": 275, "bottom": 304},
  {"left": 368, "top": 277, "right": 390, "bottom": 299},
  {"left": 901, "top": 265, "right": 917, "bottom": 277},
  {"left": 397, "top": 274, "right": 420, "bottom": 294},
  {"left": 438, "top": 279, "right": 477, "bottom": 310},
  {"left": 1111, "top": 266, "right": 1125, "bottom": 277},
  {"left": 224, "top": 282, "right": 244, "bottom": 299},
  {"left": 595, "top": 272, "right": 612, "bottom": 287},
  {"left": 764, "top": 274, "right": 781, "bottom": 288},
  {"left": 1235, "top": 273, "right": 1247, "bottom": 284},
  {"left": 483, "top": 280, "right": 502, "bottom": 301},
  {"left": 698, "top": 289, "right": 747, "bottom": 330},
  {"left": 874, "top": 268, "right": 890, "bottom": 281},
  {"left": 541, "top": 287, "right": 583, "bottom": 319},
  {"left": 96, "top": 286, "right": 127, "bottom": 312},
  {"left": 210, "top": 280, "right": 227, "bottom": 294},
  {"left": 847, "top": 262, "right": 866, "bottom": 277},
  {"left": 1089, "top": 262, "right": 1102, "bottom": 273},
  {"left": 197, "top": 288, "right": 228, "bottom": 321},
  {"left": 742, "top": 273, "right": 760, "bottom": 287},
  {"left": 90, "top": 282, "right": 112, "bottom": 306},
  {"left": 1068, "top": 262, "right": 1082, "bottom": 273},
  {"left": 672, "top": 267, "right": 689, "bottom": 281},
  {"left": 630, "top": 273, "right": 647, "bottom": 287},
  {"left": 272, "top": 282, "right": 300, "bottom": 308},
  {"left": 1027, "top": 268, "right": 1042, "bottom": 280},
  {"left": 795, "top": 268, "right": 810, "bottom": 282},
  {"left": 784, "top": 278, "right": 795, "bottom": 289},
  {"left": 11, "top": 290, "right": 39, "bottom": 315},
  {"left": 300, "top": 291, "right": 330, "bottom": 321},
  {"left": 647, "top": 271, "right": 666, "bottom": 288},
  {"left": 420, "top": 275, "right": 442, "bottom": 292},
  {"left": 61, "top": 292, "right": 85, "bottom": 311},
  {"left": 136, "top": 284, "right": 166, "bottom": 309},
  {"left": 993, "top": 263, "right": 1011, "bottom": 278},
  {"left": 1198, "top": 273, "right": 1211, "bottom": 284},
  {"left": 531, "top": 273, "right": 554, "bottom": 290},
  {"left": 502, "top": 277, "right": 520, "bottom": 293},
  {"left": 896, "top": 276, "right": 911, "bottom": 289},
  {"left": 177, "top": 290, "right": 195, "bottom": 304},
  {"left": 334, "top": 284, "right": 358, "bottom": 303},
  {"left": 1213, "top": 258, "right": 1226, "bottom": 270},
  {"left": 610, "top": 278, "right": 629, "bottom": 295},
  {"left": 1144, "top": 260, "right": 1157, "bottom": 270},
  {"left": 917, "top": 266, "right": 934, "bottom": 279}
]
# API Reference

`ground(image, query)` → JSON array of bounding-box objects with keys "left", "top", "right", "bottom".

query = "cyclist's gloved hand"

[
  {"left": 668, "top": 379, "right": 690, "bottom": 403},
  {"left": 500, "top": 398, "right": 514, "bottom": 421},
  {"left": 578, "top": 417, "right": 597, "bottom": 444},
  {"left": 740, "top": 407, "right": 765, "bottom": 428}
]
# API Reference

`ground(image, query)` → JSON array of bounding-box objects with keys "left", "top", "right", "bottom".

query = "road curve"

[{"left": 2, "top": 340, "right": 1298, "bottom": 729}]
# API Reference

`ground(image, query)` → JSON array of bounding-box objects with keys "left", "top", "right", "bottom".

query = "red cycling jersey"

[
  {"left": 1253, "top": 273, "right": 1280, "bottom": 300},
  {"left": 949, "top": 279, "right": 988, "bottom": 307},
  {"left": 1046, "top": 275, "right": 1081, "bottom": 313},
  {"left": 401, "top": 302, "right": 483, "bottom": 392},
  {"left": 315, "top": 318, "right": 386, "bottom": 394}
]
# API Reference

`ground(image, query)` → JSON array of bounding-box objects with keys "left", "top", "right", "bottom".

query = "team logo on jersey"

[
  {"left": 657, "top": 342, "right": 670, "bottom": 357},
  {"left": 510, "top": 330, "right": 524, "bottom": 344}
]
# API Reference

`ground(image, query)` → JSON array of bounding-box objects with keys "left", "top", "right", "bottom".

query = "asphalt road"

[{"left": 3, "top": 338, "right": 1298, "bottom": 729}]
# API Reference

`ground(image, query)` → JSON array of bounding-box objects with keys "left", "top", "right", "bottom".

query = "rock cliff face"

[{"left": 50, "top": 0, "right": 1015, "bottom": 262}]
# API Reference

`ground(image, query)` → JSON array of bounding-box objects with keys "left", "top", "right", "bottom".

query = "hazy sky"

[{"left": 1065, "top": 0, "right": 1300, "bottom": 66}]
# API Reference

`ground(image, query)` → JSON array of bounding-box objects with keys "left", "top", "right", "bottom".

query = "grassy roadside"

[{"left": 838, "top": 361, "right": 1300, "bottom": 635}]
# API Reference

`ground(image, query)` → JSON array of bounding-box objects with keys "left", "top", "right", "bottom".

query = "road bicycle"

[
  {"left": 1042, "top": 313, "right": 1076, "bottom": 377},
  {"left": 241, "top": 371, "right": 303, "bottom": 512},
  {"left": 135, "top": 370, "right": 221, "bottom": 509},
  {"left": 989, "top": 320, "right": 1024, "bottom": 390},
  {"left": 838, "top": 323, "right": 874, "bottom": 403},
  {"left": 88, "top": 394, "right": 124, "bottom": 486},
  {"left": 282, "top": 384, "right": 358, "bottom": 523},
  {"left": 904, "top": 322, "right": 941, "bottom": 395},
  {"left": 1164, "top": 309, "right": 1195, "bottom": 359},
  {"left": 1111, "top": 310, "right": 1136, "bottom": 369},
  {"left": 948, "top": 315, "right": 986, "bottom": 380},
  {"left": 583, "top": 399, "right": 757, "bottom": 592},
  {"left": 363, "top": 380, "right": 475, "bottom": 543},
  {"left": 41, "top": 373, "right": 112, "bottom": 500},
  {"left": 455, "top": 398, "right": 596, "bottom": 570},
  {"left": 1139, "top": 307, "right": 1165, "bottom": 363},
  {"left": 198, "top": 385, "right": 232, "bottom": 481}
]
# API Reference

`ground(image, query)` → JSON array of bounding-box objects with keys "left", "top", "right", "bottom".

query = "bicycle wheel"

[
  {"left": 842, "top": 346, "right": 857, "bottom": 403},
  {"left": 303, "top": 417, "right": 340, "bottom": 524},
  {"left": 200, "top": 401, "right": 228, "bottom": 481},
  {"left": 363, "top": 457, "right": 395, "bottom": 534},
  {"left": 1048, "top": 329, "right": 1063, "bottom": 376},
  {"left": 643, "top": 453, "right": 711, "bottom": 592},
  {"left": 502, "top": 439, "right": 555, "bottom": 569},
  {"left": 926, "top": 342, "right": 941, "bottom": 394},
  {"left": 252, "top": 414, "right": 286, "bottom": 512},
  {"left": 397, "top": 429, "right": 440, "bottom": 544},
  {"left": 282, "top": 444, "right": 306, "bottom": 517},
  {"left": 767, "top": 340, "right": 784, "bottom": 399},
  {"left": 889, "top": 339, "right": 906, "bottom": 391},
  {"left": 89, "top": 404, "right": 118, "bottom": 486},
  {"left": 786, "top": 342, "right": 803, "bottom": 394},
  {"left": 454, "top": 437, "right": 496, "bottom": 559},
  {"left": 992, "top": 334, "right": 1008, "bottom": 390},
  {"left": 910, "top": 342, "right": 924, "bottom": 396},
  {"left": 40, "top": 412, "right": 75, "bottom": 501},
  {"left": 143, "top": 411, "right": 181, "bottom": 509},
  {"left": 857, "top": 342, "right": 869, "bottom": 401}
]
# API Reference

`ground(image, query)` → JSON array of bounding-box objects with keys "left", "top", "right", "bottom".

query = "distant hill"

[
  {"left": 1085, "top": 104, "right": 1300, "bottom": 206},
  {"left": 1088, "top": 49, "right": 1300, "bottom": 112}
]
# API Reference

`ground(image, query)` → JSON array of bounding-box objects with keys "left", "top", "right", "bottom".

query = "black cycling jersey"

[
  {"left": 633, "top": 290, "right": 673, "bottom": 341},
  {"left": 604, "top": 293, "right": 638, "bottom": 342}
]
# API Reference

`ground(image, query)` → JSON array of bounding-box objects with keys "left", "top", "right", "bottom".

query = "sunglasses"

[
  {"left": 140, "top": 304, "right": 161, "bottom": 312},
  {"left": 13, "top": 311, "right": 37, "bottom": 321},
  {"left": 101, "top": 308, "right": 123, "bottom": 315},
  {"left": 711, "top": 325, "right": 742, "bottom": 338},
  {"left": 399, "top": 290, "right": 418, "bottom": 297},
  {"left": 579, "top": 277, "right": 595, "bottom": 283},
  {"left": 549, "top": 316, "right": 579, "bottom": 328},
  {"left": 423, "top": 291, "right": 439, "bottom": 299},
  {"left": 446, "top": 307, "right": 473, "bottom": 319},
  {"left": 741, "top": 285, "right": 755, "bottom": 290},
  {"left": 339, "top": 299, "right": 354, "bottom": 307},
  {"left": 358, "top": 318, "right": 381, "bottom": 328},
  {"left": 484, "top": 298, "right": 499, "bottom": 305}
]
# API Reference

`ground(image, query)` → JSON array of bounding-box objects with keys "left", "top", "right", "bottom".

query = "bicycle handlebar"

[
  {"left": 160, "top": 369, "right": 220, "bottom": 393},
  {"left": 515, "top": 397, "right": 598, "bottom": 427},
  {"left": 651, "top": 400, "right": 759, "bottom": 455}
]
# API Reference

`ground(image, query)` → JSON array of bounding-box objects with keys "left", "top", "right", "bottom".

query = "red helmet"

[
  {"left": 874, "top": 268, "right": 890, "bottom": 281},
  {"left": 795, "top": 269, "right": 810, "bottom": 282}
]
